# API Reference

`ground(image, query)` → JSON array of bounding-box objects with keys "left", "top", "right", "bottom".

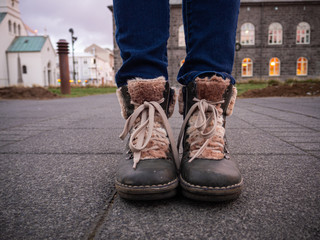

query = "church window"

[
  {"left": 8, "top": 20, "right": 12, "bottom": 32},
  {"left": 22, "top": 65, "right": 27, "bottom": 74},
  {"left": 13, "top": 22, "right": 16, "bottom": 34}
]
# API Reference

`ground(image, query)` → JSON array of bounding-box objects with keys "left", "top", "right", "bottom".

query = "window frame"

[
  {"left": 22, "top": 65, "right": 27, "bottom": 74},
  {"left": 8, "top": 20, "right": 12, "bottom": 32},
  {"left": 178, "top": 25, "right": 185, "bottom": 47},
  {"left": 268, "top": 23, "right": 283, "bottom": 45},
  {"left": 13, "top": 22, "right": 16, "bottom": 34},
  {"left": 296, "top": 22, "right": 310, "bottom": 45},
  {"left": 241, "top": 58, "right": 253, "bottom": 77},
  {"left": 240, "top": 23, "right": 255, "bottom": 45},
  {"left": 269, "top": 57, "right": 281, "bottom": 76},
  {"left": 296, "top": 57, "right": 308, "bottom": 76}
]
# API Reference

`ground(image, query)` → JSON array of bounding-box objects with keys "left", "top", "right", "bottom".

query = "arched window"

[
  {"left": 296, "top": 22, "right": 310, "bottom": 44},
  {"left": 18, "top": 24, "right": 21, "bottom": 35},
  {"left": 242, "top": 58, "right": 253, "bottom": 77},
  {"left": 8, "top": 20, "right": 12, "bottom": 32},
  {"left": 13, "top": 22, "right": 16, "bottom": 34},
  {"left": 22, "top": 65, "right": 27, "bottom": 74},
  {"left": 269, "top": 57, "right": 280, "bottom": 76},
  {"left": 240, "top": 23, "right": 255, "bottom": 45},
  {"left": 268, "top": 23, "right": 282, "bottom": 45},
  {"left": 178, "top": 25, "right": 185, "bottom": 47},
  {"left": 297, "top": 57, "right": 308, "bottom": 76}
]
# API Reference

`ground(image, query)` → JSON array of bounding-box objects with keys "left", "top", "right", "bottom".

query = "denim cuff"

[{"left": 177, "top": 70, "right": 236, "bottom": 86}]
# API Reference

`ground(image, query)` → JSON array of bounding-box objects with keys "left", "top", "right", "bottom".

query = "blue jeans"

[{"left": 114, "top": 0, "right": 240, "bottom": 87}]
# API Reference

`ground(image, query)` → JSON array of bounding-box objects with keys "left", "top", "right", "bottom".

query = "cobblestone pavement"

[{"left": 0, "top": 94, "right": 319, "bottom": 240}]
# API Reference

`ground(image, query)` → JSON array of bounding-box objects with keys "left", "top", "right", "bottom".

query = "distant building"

[
  {"left": 65, "top": 44, "right": 115, "bottom": 86},
  {"left": 109, "top": 0, "right": 320, "bottom": 85},
  {"left": 0, "top": 0, "right": 56, "bottom": 87}
]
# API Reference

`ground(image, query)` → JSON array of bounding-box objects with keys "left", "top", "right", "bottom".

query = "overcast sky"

[{"left": 20, "top": 0, "right": 114, "bottom": 52}]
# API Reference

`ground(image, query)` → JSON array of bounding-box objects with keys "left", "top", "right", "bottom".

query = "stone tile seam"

[
  {"left": 238, "top": 102, "right": 320, "bottom": 120},
  {"left": 0, "top": 152, "right": 123, "bottom": 155},
  {"left": 234, "top": 116, "right": 320, "bottom": 160},
  {"left": 85, "top": 189, "right": 118, "bottom": 240},
  {"left": 236, "top": 107, "right": 319, "bottom": 132},
  {"left": 0, "top": 132, "right": 53, "bottom": 148},
  {"left": 0, "top": 104, "right": 109, "bottom": 131}
]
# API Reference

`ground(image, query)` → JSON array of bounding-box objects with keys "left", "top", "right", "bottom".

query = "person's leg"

[
  {"left": 178, "top": 0, "right": 240, "bottom": 85},
  {"left": 113, "top": 0, "right": 170, "bottom": 87},
  {"left": 178, "top": 0, "right": 243, "bottom": 201},
  {"left": 113, "top": 0, "right": 179, "bottom": 200}
]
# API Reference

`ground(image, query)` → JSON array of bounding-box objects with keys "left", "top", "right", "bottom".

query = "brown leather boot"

[
  {"left": 178, "top": 75, "right": 243, "bottom": 201},
  {"left": 115, "top": 77, "right": 179, "bottom": 200}
]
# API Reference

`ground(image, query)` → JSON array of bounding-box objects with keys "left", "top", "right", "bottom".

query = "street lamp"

[
  {"left": 69, "top": 28, "right": 77, "bottom": 84},
  {"left": 235, "top": 42, "right": 241, "bottom": 80}
]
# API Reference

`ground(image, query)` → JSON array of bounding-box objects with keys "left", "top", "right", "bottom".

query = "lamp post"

[
  {"left": 69, "top": 28, "right": 77, "bottom": 84},
  {"left": 235, "top": 42, "right": 241, "bottom": 80}
]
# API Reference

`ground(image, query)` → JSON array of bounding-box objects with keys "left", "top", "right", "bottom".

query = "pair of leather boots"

[{"left": 115, "top": 76, "right": 243, "bottom": 201}]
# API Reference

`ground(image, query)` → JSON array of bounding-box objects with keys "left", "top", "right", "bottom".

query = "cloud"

[{"left": 20, "top": 0, "right": 114, "bottom": 51}]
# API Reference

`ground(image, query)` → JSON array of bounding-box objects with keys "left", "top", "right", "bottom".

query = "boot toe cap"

[
  {"left": 116, "top": 159, "right": 177, "bottom": 187},
  {"left": 181, "top": 158, "right": 242, "bottom": 189}
]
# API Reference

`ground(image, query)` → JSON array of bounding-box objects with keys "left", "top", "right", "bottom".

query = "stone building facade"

[{"left": 109, "top": 0, "right": 320, "bottom": 86}]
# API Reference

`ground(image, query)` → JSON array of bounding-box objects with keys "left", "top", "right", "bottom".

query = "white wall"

[
  {"left": 7, "top": 38, "right": 57, "bottom": 87},
  {"left": 0, "top": 13, "right": 28, "bottom": 86},
  {"left": 40, "top": 38, "right": 57, "bottom": 86},
  {"left": 8, "top": 52, "right": 42, "bottom": 87}
]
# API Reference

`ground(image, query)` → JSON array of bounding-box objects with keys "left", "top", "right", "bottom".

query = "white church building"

[{"left": 0, "top": 0, "right": 56, "bottom": 87}]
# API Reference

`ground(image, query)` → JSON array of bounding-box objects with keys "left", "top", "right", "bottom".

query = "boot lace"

[
  {"left": 178, "top": 98, "right": 224, "bottom": 162},
  {"left": 119, "top": 99, "right": 179, "bottom": 170}
]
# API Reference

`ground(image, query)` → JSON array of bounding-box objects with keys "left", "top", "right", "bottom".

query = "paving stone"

[
  {"left": 96, "top": 154, "right": 320, "bottom": 240},
  {"left": 0, "top": 134, "right": 29, "bottom": 141},
  {"left": 227, "top": 128, "right": 305, "bottom": 155},
  {"left": 291, "top": 142, "right": 320, "bottom": 151},
  {"left": 0, "top": 128, "right": 124, "bottom": 154},
  {"left": 307, "top": 151, "right": 320, "bottom": 158},
  {"left": 277, "top": 136, "right": 320, "bottom": 143},
  {"left": 0, "top": 153, "right": 119, "bottom": 240},
  {"left": 1, "top": 95, "right": 320, "bottom": 240},
  {"left": 268, "top": 131, "right": 320, "bottom": 137},
  {"left": 0, "top": 140, "right": 16, "bottom": 147}
]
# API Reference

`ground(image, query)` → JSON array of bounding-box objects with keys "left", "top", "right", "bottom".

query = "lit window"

[
  {"left": 240, "top": 23, "right": 255, "bottom": 45},
  {"left": 242, "top": 58, "right": 253, "bottom": 77},
  {"left": 297, "top": 57, "right": 308, "bottom": 76},
  {"left": 269, "top": 57, "right": 280, "bottom": 76},
  {"left": 296, "top": 22, "right": 310, "bottom": 44},
  {"left": 8, "top": 20, "right": 12, "bottom": 32},
  {"left": 178, "top": 25, "right": 185, "bottom": 47},
  {"left": 268, "top": 23, "right": 282, "bottom": 45},
  {"left": 180, "top": 59, "right": 185, "bottom": 67},
  {"left": 22, "top": 65, "right": 27, "bottom": 74}
]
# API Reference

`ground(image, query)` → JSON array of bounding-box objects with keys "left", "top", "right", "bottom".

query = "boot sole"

[
  {"left": 115, "top": 178, "right": 179, "bottom": 201},
  {"left": 180, "top": 175, "right": 243, "bottom": 202}
]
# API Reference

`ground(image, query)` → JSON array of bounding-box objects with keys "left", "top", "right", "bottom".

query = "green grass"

[
  {"left": 236, "top": 82, "right": 268, "bottom": 96},
  {"left": 48, "top": 86, "right": 117, "bottom": 98}
]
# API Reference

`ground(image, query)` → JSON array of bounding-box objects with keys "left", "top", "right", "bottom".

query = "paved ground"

[{"left": 0, "top": 94, "right": 319, "bottom": 240}]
